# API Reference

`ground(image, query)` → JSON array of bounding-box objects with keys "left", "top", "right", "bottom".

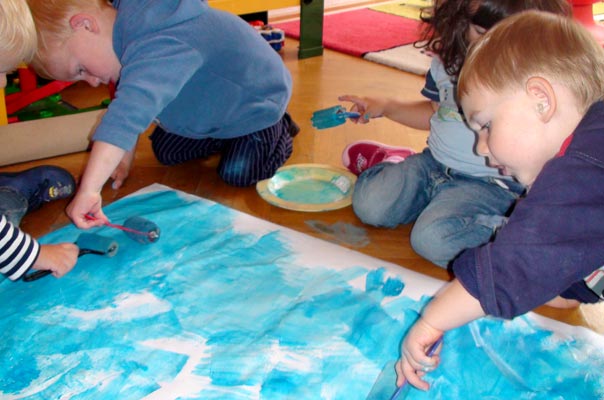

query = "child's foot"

[
  {"left": 0, "top": 166, "right": 76, "bottom": 211},
  {"left": 284, "top": 113, "right": 300, "bottom": 137},
  {"left": 342, "top": 140, "right": 415, "bottom": 175},
  {"left": 289, "top": 119, "right": 301, "bottom": 137}
]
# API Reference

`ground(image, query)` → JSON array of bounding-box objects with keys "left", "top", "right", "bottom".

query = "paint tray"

[{"left": 311, "top": 105, "right": 361, "bottom": 129}]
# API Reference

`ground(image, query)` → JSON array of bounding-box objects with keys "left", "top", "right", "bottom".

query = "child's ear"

[
  {"left": 526, "top": 77, "right": 556, "bottom": 123},
  {"left": 69, "top": 14, "right": 100, "bottom": 34}
]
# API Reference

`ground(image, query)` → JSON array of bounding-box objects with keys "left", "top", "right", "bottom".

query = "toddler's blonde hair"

[
  {"left": 458, "top": 10, "right": 604, "bottom": 113},
  {"left": 26, "top": 0, "right": 109, "bottom": 77},
  {"left": 0, "top": 0, "right": 37, "bottom": 68}
]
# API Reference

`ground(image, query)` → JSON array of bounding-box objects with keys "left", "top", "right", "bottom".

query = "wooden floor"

[{"left": 2, "top": 37, "right": 603, "bottom": 334}]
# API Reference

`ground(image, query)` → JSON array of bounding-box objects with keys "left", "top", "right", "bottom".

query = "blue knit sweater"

[{"left": 95, "top": 0, "right": 292, "bottom": 150}]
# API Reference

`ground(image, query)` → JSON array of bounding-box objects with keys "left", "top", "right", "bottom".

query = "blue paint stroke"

[
  {"left": 382, "top": 277, "right": 404, "bottom": 296},
  {"left": 0, "top": 189, "right": 602, "bottom": 399},
  {"left": 366, "top": 267, "right": 385, "bottom": 292},
  {"left": 365, "top": 268, "right": 404, "bottom": 296}
]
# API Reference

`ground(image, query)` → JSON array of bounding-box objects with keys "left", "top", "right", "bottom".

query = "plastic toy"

[
  {"left": 249, "top": 20, "right": 286, "bottom": 51},
  {"left": 5, "top": 66, "right": 75, "bottom": 116},
  {"left": 3, "top": 66, "right": 110, "bottom": 124},
  {"left": 311, "top": 105, "right": 361, "bottom": 129}
]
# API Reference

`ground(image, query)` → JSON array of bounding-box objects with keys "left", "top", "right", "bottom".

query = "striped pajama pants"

[{"left": 149, "top": 113, "right": 296, "bottom": 187}]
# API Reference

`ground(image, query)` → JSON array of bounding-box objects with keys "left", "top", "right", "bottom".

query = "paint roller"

[
  {"left": 22, "top": 233, "right": 119, "bottom": 282},
  {"left": 85, "top": 214, "right": 161, "bottom": 244}
]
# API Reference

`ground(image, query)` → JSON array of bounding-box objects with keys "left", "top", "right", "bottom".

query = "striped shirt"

[{"left": 0, "top": 215, "right": 40, "bottom": 281}]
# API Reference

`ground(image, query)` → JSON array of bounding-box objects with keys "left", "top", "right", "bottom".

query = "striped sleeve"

[{"left": 0, "top": 215, "right": 40, "bottom": 281}]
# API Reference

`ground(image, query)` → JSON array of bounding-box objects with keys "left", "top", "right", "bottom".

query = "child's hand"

[
  {"left": 66, "top": 190, "right": 107, "bottom": 229},
  {"left": 338, "top": 95, "right": 386, "bottom": 124},
  {"left": 395, "top": 318, "right": 443, "bottom": 391},
  {"left": 33, "top": 243, "right": 79, "bottom": 278},
  {"left": 111, "top": 149, "right": 135, "bottom": 189}
]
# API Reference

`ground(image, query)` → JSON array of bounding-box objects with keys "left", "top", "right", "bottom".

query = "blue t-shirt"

[
  {"left": 94, "top": 0, "right": 292, "bottom": 151},
  {"left": 421, "top": 58, "right": 509, "bottom": 178}
]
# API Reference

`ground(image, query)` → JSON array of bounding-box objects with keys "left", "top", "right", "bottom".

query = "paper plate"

[{"left": 256, "top": 164, "right": 357, "bottom": 212}]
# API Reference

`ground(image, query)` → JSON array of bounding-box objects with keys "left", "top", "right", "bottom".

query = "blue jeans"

[
  {"left": 352, "top": 149, "right": 525, "bottom": 267},
  {"left": 0, "top": 187, "right": 28, "bottom": 226}
]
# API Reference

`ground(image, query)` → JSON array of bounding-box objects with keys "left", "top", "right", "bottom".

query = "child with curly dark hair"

[{"left": 339, "top": 0, "right": 570, "bottom": 268}]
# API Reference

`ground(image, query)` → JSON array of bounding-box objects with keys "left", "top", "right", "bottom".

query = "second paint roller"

[
  {"left": 85, "top": 215, "right": 161, "bottom": 244},
  {"left": 23, "top": 233, "right": 119, "bottom": 282}
]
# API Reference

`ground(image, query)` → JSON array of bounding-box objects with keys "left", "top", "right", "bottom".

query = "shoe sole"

[{"left": 341, "top": 140, "right": 415, "bottom": 170}]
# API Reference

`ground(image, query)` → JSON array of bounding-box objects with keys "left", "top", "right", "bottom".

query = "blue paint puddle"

[{"left": 0, "top": 188, "right": 602, "bottom": 399}]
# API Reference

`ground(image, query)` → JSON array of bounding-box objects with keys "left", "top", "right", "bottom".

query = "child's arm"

[
  {"left": 67, "top": 141, "right": 127, "bottom": 229},
  {"left": 32, "top": 243, "right": 79, "bottom": 278},
  {"left": 110, "top": 148, "right": 136, "bottom": 190},
  {"left": 395, "top": 279, "right": 485, "bottom": 390},
  {"left": 0, "top": 216, "right": 78, "bottom": 281},
  {"left": 338, "top": 94, "right": 434, "bottom": 130}
]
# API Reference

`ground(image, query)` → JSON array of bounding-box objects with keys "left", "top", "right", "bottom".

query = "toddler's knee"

[
  {"left": 219, "top": 160, "right": 254, "bottom": 187},
  {"left": 352, "top": 197, "right": 396, "bottom": 227},
  {"left": 151, "top": 143, "right": 179, "bottom": 166},
  {"left": 410, "top": 226, "right": 451, "bottom": 268}
]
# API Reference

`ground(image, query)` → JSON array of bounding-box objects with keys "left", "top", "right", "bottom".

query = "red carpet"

[{"left": 275, "top": 8, "right": 424, "bottom": 57}]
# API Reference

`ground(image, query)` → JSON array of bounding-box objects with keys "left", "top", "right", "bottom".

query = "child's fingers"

[
  {"left": 112, "top": 175, "right": 126, "bottom": 190},
  {"left": 338, "top": 94, "right": 357, "bottom": 103},
  {"left": 408, "top": 347, "right": 439, "bottom": 372},
  {"left": 71, "top": 208, "right": 107, "bottom": 229},
  {"left": 394, "top": 358, "right": 406, "bottom": 387},
  {"left": 338, "top": 94, "right": 366, "bottom": 109},
  {"left": 400, "top": 356, "right": 431, "bottom": 391}
]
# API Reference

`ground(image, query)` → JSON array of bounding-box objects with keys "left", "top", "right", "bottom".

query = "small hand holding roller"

[{"left": 23, "top": 233, "right": 119, "bottom": 282}]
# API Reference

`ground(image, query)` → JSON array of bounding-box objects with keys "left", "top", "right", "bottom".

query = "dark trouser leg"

[
  {"left": 149, "top": 113, "right": 295, "bottom": 186},
  {"left": 218, "top": 114, "right": 294, "bottom": 186},
  {"left": 149, "top": 126, "right": 223, "bottom": 166}
]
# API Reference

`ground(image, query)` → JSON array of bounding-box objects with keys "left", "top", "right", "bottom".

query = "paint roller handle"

[
  {"left": 22, "top": 269, "right": 52, "bottom": 282},
  {"left": 84, "top": 214, "right": 150, "bottom": 237},
  {"left": 85, "top": 214, "right": 159, "bottom": 242},
  {"left": 22, "top": 247, "right": 91, "bottom": 282},
  {"left": 23, "top": 235, "right": 118, "bottom": 281}
]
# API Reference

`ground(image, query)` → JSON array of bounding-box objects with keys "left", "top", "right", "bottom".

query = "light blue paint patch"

[
  {"left": 0, "top": 189, "right": 602, "bottom": 399},
  {"left": 273, "top": 178, "right": 347, "bottom": 204}
]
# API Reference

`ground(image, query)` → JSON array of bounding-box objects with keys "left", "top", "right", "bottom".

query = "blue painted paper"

[{"left": 1, "top": 185, "right": 603, "bottom": 399}]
